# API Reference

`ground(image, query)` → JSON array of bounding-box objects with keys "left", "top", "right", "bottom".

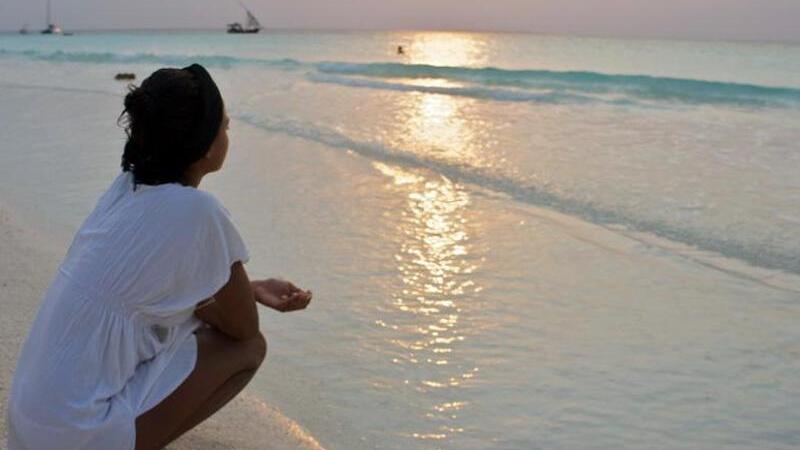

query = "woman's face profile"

[{"left": 205, "top": 108, "right": 230, "bottom": 172}]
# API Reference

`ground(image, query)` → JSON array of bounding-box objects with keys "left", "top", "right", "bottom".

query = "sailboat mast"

[
  {"left": 237, "top": 0, "right": 256, "bottom": 21},
  {"left": 46, "top": 0, "right": 51, "bottom": 26}
]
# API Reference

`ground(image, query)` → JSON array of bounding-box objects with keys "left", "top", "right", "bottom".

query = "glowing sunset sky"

[{"left": 1, "top": 0, "right": 798, "bottom": 42}]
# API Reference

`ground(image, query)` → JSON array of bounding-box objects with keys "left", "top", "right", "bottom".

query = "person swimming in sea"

[{"left": 6, "top": 64, "right": 312, "bottom": 450}]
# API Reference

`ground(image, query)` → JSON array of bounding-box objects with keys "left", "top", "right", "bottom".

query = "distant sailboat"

[
  {"left": 227, "top": 1, "right": 262, "bottom": 34},
  {"left": 19, "top": 24, "right": 30, "bottom": 35},
  {"left": 41, "top": 0, "right": 63, "bottom": 35}
]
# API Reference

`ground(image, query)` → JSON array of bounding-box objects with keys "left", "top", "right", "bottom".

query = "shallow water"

[{"left": 1, "top": 31, "right": 799, "bottom": 450}]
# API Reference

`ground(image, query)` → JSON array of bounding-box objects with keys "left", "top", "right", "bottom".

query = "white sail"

[
  {"left": 228, "top": 0, "right": 262, "bottom": 33},
  {"left": 246, "top": 10, "right": 261, "bottom": 29}
]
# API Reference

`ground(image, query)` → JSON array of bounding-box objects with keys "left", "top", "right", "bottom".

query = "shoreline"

[{"left": 0, "top": 201, "right": 324, "bottom": 450}]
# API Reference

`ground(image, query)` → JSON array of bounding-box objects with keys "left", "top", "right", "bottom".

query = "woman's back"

[{"left": 7, "top": 170, "right": 249, "bottom": 449}]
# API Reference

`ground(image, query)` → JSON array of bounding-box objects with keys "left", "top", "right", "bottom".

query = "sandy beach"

[{"left": 0, "top": 201, "right": 325, "bottom": 450}]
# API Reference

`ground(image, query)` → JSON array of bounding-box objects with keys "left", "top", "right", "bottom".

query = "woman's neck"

[{"left": 181, "top": 169, "right": 204, "bottom": 188}]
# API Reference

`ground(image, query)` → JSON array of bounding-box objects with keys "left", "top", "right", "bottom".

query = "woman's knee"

[
  {"left": 196, "top": 326, "right": 266, "bottom": 371},
  {"left": 243, "top": 331, "right": 267, "bottom": 369}
]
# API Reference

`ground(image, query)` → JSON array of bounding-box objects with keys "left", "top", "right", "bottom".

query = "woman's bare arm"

[
  {"left": 194, "top": 261, "right": 259, "bottom": 341},
  {"left": 251, "top": 278, "right": 312, "bottom": 312}
]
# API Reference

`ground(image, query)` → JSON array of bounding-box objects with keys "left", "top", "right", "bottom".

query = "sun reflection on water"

[
  {"left": 367, "top": 32, "right": 495, "bottom": 445},
  {"left": 387, "top": 92, "right": 493, "bottom": 169},
  {"left": 374, "top": 160, "right": 482, "bottom": 443},
  {"left": 401, "top": 32, "right": 490, "bottom": 68}
]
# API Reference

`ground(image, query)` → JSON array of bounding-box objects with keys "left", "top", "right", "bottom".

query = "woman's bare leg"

[
  {"left": 162, "top": 367, "right": 258, "bottom": 445},
  {"left": 134, "top": 325, "right": 267, "bottom": 450}
]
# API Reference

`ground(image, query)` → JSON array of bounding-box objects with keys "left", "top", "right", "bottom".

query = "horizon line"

[{"left": 1, "top": 26, "right": 798, "bottom": 46}]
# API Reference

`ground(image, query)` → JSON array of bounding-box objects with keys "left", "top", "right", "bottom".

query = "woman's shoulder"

[
  {"left": 147, "top": 187, "right": 233, "bottom": 236},
  {"left": 113, "top": 171, "right": 231, "bottom": 225},
  {"left": 174, "top": 187, "right": 226, "bottom": 216}
]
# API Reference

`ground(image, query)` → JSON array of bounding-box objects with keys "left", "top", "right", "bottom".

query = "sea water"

[{"left": 0, "top": 31, "right": 799, "bottom": 450}]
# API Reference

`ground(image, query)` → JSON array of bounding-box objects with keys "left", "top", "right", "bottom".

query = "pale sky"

[{"left": 1, "top": 0, "right": 799, "bottom": 42}]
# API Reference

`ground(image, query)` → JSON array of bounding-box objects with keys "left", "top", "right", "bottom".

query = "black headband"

[{"left": 182, "top": 63, "right": 223, "bottom": 155}]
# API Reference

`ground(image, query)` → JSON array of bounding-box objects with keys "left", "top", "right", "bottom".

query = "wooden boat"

[{"left": 227, "top": 1, "right": 262, "bottom": 34}]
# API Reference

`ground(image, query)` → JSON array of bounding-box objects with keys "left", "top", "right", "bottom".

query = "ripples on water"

[{"left": 374, "top": 162, "right": 479, "bottom": 442}]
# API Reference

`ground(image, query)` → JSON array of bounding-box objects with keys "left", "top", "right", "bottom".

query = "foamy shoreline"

[{"left": 0, "top": 201, "right": 325, "bottom": 450}]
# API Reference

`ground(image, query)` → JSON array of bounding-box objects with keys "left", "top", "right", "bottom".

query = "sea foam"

[
  {"left": 234, "top": 111, "right": 800, "bottom": 277},
  {"left": 2, "top": 48, "right": 799, "bottom": 108}
]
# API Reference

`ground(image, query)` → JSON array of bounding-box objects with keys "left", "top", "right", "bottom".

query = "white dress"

[{"left": 5, "top": 170, "right": 250, "bottom": 450}]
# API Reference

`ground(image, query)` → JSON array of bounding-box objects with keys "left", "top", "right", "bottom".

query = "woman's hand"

[{"left": 251, "top": 278, "right": 312, "bottom": 312}]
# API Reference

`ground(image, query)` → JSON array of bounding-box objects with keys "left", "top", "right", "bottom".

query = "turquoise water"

[{"left": 1, "top": 31, "right": 799, "bottom": 449}]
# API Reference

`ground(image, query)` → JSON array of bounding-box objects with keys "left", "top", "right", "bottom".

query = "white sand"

[{"left": 0, "top": 202, "right": 325, "bottom": 450}]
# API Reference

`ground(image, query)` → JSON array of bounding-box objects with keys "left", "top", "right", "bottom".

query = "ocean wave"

[
  {"left": 0, "top": 48, "right": 304, "bottom": 69},
  {"left": 2, "top": 47, "right": 799, "bottom": 108},
  {"left": 316, "top": 62, "right": 800, "bottom": 108},
  {"left": 0, "top": 49, "right": 800, "bottom": 108},
  {"left": 307, "top": 72, "right": 631, "bottom": 105},
  {"left": 234, "top": 112, "right": 800, "bottom": 276}
]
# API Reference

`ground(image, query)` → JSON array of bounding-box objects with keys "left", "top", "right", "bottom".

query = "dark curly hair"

[{"left": 119, "top": 68, "right": 219, "bottom": 190}]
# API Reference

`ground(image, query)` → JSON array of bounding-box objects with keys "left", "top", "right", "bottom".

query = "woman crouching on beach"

[{"left": 6, "top": 64, "right": 312, "bottom": 450}]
